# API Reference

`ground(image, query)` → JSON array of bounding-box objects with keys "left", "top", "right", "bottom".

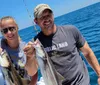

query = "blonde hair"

[
  {"left": 0, "top": 16, "right": 21, "bottom": 40},
  {"left": 0, "top": 16, "right": 18, "bottom": 29}
]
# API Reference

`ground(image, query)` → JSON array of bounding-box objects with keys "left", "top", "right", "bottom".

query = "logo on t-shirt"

[{"left": 44, "top": 42, "right": 68, "bottom": 52}]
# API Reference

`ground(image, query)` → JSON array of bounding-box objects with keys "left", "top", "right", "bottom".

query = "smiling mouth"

[
  {"left": 44, "top": 21, "right": 52, "bottom": 26},
  {"left": 7, "top": 35, "right": 14, "bottom": 39}
]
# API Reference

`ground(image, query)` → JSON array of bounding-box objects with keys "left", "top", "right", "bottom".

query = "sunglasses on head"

[{"left": 1, "top": 26, "right": 16, "bottom": 34}]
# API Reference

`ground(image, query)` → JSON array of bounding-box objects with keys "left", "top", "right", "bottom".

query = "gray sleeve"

[
  {"left": 63, "top": 25, "right": 85, "bottom": 48},
  {"left": 70, "top": 25, "right": 85, "bottom": 48}
]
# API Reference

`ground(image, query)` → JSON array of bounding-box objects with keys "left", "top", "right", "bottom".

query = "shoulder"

[
  {"left": 0, "top": 38, "right": 7, "bottom": 49},
  {"left": 34, "top": 31, "right": 43, "bottom": 40},
  {"left": 20, "top": 40, "right": 26, "bottom": 44},
  {"left": 19, "top": 40, "right": 26, "bottom": 48},
  {"left": 57, "top": 25, "right": 79, "bottom": 35},
  {"left": 58, "top": 25, "right": 78, "bottom": 31},
  {"left": 0, "top": 38, "right": 6, "bottom": 44}
]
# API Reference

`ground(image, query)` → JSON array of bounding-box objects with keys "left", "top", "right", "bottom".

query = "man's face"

[
  {"left": 35, "top": 9, "right": 54, "bottom": 35},
  {"left": 0, "top": 19, "right": 18, "bottom": 41}
]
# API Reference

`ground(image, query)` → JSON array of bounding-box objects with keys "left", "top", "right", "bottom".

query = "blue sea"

[{"left": 0, "top": 2, "right": 100, "bottom": 85}]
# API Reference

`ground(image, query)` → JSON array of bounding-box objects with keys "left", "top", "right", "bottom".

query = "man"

[
  {"left": 0, "top": 16, "right": 38, "bottom": 85},
  {"left": 24, "top": 4, "right": 100, "bottom": 85}
]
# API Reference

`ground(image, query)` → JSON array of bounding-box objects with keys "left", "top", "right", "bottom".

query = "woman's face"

[{"left": 0, "top": 19, "right": 19, "bottom": 42}]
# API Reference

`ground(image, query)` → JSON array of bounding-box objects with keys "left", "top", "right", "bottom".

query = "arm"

[
  {"left": 70, "top": 25, "right": 100, "bottom": 84},
  {"left": 80, "top": 41, "right": 100, "bottom": 84},
  {"left": 29, "top": 71, "right": 38, "bottom": 85},
  {"left": 24, "top": 41, "right": 38, "bottom": 85},
  {"left": 80, "top": 42, "right": 100, "bottom": 76},
  {"left": 25, "top": 55, "right": 38, "bottom": 76}
]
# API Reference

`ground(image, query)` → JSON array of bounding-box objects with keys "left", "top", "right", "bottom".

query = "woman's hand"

[
  {"left": 23, "top": 42, "right": 36, "bottom": 59},
  {"left": 23, "top": 41, "right": 38, "bottom": 76}
]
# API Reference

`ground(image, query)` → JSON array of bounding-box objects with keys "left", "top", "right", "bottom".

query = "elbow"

[
  {"left": 28, "top": 69, "right": 38, "bottom": 76},
  {"left": 83, "top": 50, "right": 93, "bottom": 58},
  {"left": 29, "top": 72, "right": 38, "bottom": 85},
  {"left": 83, "top": 52, "right": 89, "bottom": 57},
  {"left": 25, "top": 64, "right": 38, "bottom": 76}
]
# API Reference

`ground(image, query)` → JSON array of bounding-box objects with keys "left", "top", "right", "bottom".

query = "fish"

[
  {"left": 0, "top": 50, "right": 30, "bottom": 85},
  {"left": 33, "top": 39, "right": 64, "bottom": 85}
]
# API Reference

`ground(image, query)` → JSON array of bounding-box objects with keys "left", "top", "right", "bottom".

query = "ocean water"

[{"left": 0, "top": 2, "right": 100, "bottom": 85}]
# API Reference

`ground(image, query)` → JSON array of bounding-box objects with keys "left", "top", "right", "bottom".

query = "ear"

[{"left": 34, "top": 19, "right": 37, "bottom": 24}]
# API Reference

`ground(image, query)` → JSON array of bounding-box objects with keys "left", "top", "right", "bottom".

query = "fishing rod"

[{"left": 22, "top": 0, "right": 38, "bottom": 34}]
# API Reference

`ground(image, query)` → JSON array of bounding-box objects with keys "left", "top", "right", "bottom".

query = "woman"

[{"left": 0, "top": 16, "right": 38, "bottom": 85}]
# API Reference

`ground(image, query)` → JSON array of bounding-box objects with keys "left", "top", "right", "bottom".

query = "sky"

[{"left": 0, "top": 0, "right": 100, "bottom": 30}]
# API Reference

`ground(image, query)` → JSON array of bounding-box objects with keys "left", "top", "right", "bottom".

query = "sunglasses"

[
  {"left": 39, "top": 13, "right": 53, "bottom": 20},
  {"left": 1, "top": 27, "right": 16, "bottom": 34}
]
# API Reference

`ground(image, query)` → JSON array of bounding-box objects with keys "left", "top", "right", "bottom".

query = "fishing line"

[{"left": 22, "top": 0, "right": 38, "bottom": 34}]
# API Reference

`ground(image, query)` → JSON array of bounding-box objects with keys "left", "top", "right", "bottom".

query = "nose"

[
  {"left": 44, "top": 16, "right": 49, "bottom": 20},
  {"left": 7, "top": 30, "right": 12, "bottom": 34}
]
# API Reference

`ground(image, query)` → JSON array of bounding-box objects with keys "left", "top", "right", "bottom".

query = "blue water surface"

[{"left": 0, "top": 2, "right": 100, "bottom": 85}]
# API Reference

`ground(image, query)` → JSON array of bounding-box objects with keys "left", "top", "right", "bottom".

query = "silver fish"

[
  {"left": 0, "top": 50, "right": 30, "bottom": 85},
  {"left": 33, "top": 39, "right": 64, "bottom": 85}
]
